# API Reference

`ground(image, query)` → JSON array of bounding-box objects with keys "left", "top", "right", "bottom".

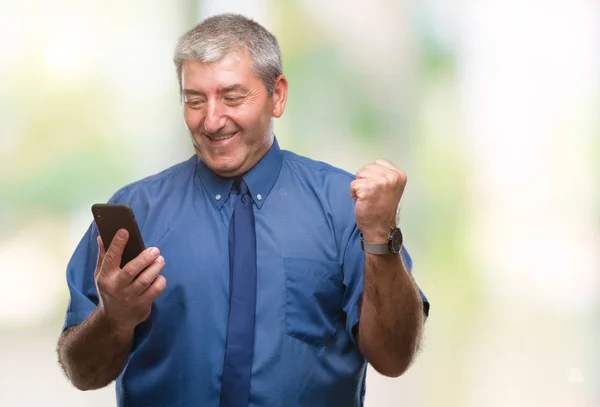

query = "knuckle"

[
  {"left": 104, "top": 251, "right": 118, "bottom": 267},
  {"left": 139, "top": 269, "right": 157, "bottom": 286},
  {"left": 399, "top": 172, "right": 407, "bottom": 184},
  {"left": 123, "top": 266, "right": 138, "bottom": 279},
  {"left": 137, "top": 274, "right": 152, "bottom": 287},
  {"left": 145, "top": 250, "right": 157, "bottom": 263},
  {"left": 385, "top": 172, "right": 397, "bottom": 184},
  {"left": 155, "top": 276, "right": 167, "bottom": 292},
  {"left": 103, "top": 251, "right": 114, "bottom": 264},
  {"left": 113, "top": 234, "right": 127, "bottom": 248},
  {"left": 378, "top": 158, "right": 396, "bottom": 168}
]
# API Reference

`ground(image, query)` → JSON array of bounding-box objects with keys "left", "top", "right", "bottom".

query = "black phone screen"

[{"left": 91, "top": 203, "right": 146, "bottom": 268}]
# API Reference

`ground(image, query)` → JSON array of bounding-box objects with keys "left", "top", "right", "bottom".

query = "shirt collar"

[{"left": 195, "top": 137, "right": 283, "bottom": 210}]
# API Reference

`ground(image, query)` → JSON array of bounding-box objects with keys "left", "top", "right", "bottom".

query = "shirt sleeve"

[
  {"left": 341, "top": 226, "right": 431, "bottom": 345},
  {"left": 341, "top": 225, "right": 365, "bottom": 346},
  {"left": 61, "top": 221, "right": 101, "bottom": 332},
  {"left": 400, "top": 245, "right": 430, "bottom": 318}
]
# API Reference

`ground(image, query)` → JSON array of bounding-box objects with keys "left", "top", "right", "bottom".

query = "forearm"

[
  {"left": 358, "top": 252, "right": 424, "bottom": 377},
  {"left": 57, "top": 307, "right": 134, "bottom": 390}
]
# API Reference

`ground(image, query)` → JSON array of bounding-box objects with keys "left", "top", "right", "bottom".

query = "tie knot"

[{"left": 234, "top": 178, "right": 250, "bottom": 196}]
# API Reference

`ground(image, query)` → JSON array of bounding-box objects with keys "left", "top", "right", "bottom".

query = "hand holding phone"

[
  {"left": 91, "top": 204, "right": 167, "bottom": 328},
  {"left": 92, "top": 204, "right": 146, "bottom": 268}
]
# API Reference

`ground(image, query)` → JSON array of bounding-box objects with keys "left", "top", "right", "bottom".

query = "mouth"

[{"left": 205, "top": 131, "right": 239, "bottom": 146}]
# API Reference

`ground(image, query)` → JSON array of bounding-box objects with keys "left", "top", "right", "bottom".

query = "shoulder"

[
  {"left": 280, "top": 149, "right": 356, "bottom": 218},
  {"left": 109, "top": 156, "right": 196, "bottom": 203},
  {"left": 281, "top": 150, "right": 355, "bottom": 186},
  {"left": 280, "top": 150, "right": 359, "bottom": 254}
]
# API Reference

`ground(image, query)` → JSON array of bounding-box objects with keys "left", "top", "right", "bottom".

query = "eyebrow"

[
  {"left": 221, "top": 84, "right": 249, "bottom": 93},
  {"left": 182, "top": 85, "right": 249, "bottom": 97},
  {"left": 183, "top": 89, "right": 205, "bottom": 97}
]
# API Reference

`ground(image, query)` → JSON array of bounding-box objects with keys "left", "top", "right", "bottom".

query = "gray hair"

[{"left": 173, "top": 13, "right": 282, "bottom": 96}]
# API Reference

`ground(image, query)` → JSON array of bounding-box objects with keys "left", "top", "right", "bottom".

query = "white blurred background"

[{"left": 0, "top": 0, "right": 598, "bottom": 406}]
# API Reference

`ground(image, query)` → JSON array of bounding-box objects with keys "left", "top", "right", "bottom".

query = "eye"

[
  {"left": 185, "top": 99, "right": 205, "bottom": 109},
  {"left": 223, "top": 96, "right": 244, "bottom": 105}
]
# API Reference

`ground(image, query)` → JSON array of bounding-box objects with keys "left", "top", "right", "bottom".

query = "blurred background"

[{"left": 1, "top": 0, "right": 598, "bottom": 405}]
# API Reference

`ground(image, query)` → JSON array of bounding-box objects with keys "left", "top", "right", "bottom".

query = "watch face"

[{"left": 391, "top": 228, "right": 403, "bottom": 253}]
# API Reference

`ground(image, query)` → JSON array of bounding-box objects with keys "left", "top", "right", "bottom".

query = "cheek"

[
  {"left": 229, "top": 104, "right": 252, "bottom": 121},
  {"left": 232, "top": 105, "right": 268, "bottom": 131},
  {"left": 184, "top": 108, "right": 203, "bottom": 131}
]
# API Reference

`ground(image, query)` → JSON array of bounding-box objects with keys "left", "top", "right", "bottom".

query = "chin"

[{"left": 204, "top": 155, "right": 244, "bottom": 177}]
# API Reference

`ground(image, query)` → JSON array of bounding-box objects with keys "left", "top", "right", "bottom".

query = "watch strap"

[
  {"left": 361, "top": 240, "right": 391, "bottom": 254},
  {"left": 360, "top": 228, "right": 402, "bottom": 254}
]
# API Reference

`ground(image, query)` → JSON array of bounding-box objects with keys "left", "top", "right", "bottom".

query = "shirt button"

[
  {"left": 215, "top": 194, "right": 222, "bottom": 201},
  {"left": 256, "top": 194, "right": 263, "bottom": 201}
]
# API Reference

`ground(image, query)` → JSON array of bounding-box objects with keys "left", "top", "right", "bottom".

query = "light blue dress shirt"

[{"left": 62, "top": 138, "right": 429, "bottom": 407}]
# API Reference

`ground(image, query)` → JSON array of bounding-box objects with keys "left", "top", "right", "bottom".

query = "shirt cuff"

[{"left": 62, "top": 306, "right": 95, "bottom": 332}]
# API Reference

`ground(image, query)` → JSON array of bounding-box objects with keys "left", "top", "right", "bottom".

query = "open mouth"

[{"left": 207, "top": 131, "right": 238, "bottom": 142}]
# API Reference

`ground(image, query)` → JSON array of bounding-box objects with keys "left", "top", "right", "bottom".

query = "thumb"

[
  {"left": 350, "top": 179, "right": 368, "bottom": 200},
  {"left": 95, "top": 235, "right": 106, "bottom": 276},
  {"left": 350, "top": 180, "right": 359, "bottom": 200}
]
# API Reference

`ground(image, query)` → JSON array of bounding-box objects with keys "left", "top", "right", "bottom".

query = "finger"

[
  {"left": 102, "top": 229, "right": 129, "bottom": 271},
  {"left": 116, "top": 247, "right": 161, "bottom": 286},
  {"left": 373, "top": 159, "right": 398, "bottom": 171},
  {"left": 350, "top": 180, "right": 359, "bottom": 200},
  {"left": 350, "top": 179, "right": 371, "bottom": 200},
  {"left": 129, "top": 256, "right": 165, "bottom": 296},
  {"left": 95, "top": 236, "right": 107, "bottom": 277},
  {"left": 374, "top": 159, "right": 407, "bottom": 183},
  {"left": 355, "top": 167, "right": 373, "bottom": 180},
  {"left": 140, "top": 275, "right": 167, "bottom": 303},
  {"left": 356, "top": 164, "right": 392, "bottom": 181},
  {"left": 360, "top": 164, "right": 407, "bottom": 188}
]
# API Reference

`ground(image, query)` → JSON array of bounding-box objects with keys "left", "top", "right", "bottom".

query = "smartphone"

[{"left": 91, "top": 203, "right": 146, "bottom": 268}]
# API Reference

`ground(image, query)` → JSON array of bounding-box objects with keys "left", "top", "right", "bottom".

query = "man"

[{"left": 57, "top": 13, "right": 429, "bottom": 407}]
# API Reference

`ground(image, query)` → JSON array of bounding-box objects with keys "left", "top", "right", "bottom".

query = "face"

[{"left": 181, "top": 51, "right": 287, "bottom": 177}]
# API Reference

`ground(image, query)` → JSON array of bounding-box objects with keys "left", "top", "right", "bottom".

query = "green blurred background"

[{"left": 1, "top": 0, "right": 598, "bottom": 406}]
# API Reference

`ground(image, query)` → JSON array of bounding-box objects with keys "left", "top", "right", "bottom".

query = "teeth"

[{"left": 211, "top": 133, "right": 235, "bottom": 141}]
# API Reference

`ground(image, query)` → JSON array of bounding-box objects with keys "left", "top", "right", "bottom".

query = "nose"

[{"left": 203, "top": 99, "right": 227, "bottom": 134}]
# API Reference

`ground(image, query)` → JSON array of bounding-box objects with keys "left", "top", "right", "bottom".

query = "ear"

[{"left": 271, "top": 75, "right": 288, "bottom": 118}]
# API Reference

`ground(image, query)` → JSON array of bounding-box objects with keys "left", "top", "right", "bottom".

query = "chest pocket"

[{"left": 283, "top": 257, "right": 344, "bottom": 348}]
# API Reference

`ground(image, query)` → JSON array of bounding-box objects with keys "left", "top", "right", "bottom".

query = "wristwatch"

[{"left": 360, "top": 227, "right": 403, "bottom": 254}]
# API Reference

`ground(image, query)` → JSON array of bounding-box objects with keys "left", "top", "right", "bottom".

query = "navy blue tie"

[{"left": 220, "top": 179, "right": 257, "bottom": 407}]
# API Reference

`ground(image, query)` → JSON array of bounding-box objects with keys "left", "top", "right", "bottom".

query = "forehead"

[{"left": 181, "top": 51, "right": 259, "bottom": 92}]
